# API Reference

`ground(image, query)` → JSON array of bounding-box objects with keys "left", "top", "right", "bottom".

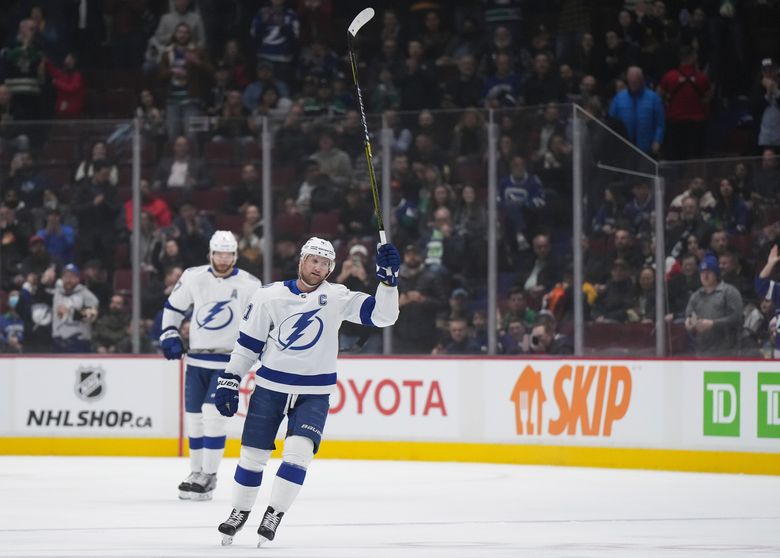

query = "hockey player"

[
  {"left": 756, "top": 244, "right": 780, "bottom": 357},
  {"left": 214, "top": 237, "right": 400, "bottom": 546},
  {"left": 159, "top": 230, "right": 260, "bottom": 500}
]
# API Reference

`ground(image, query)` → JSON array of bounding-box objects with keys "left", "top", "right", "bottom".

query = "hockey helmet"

[
  {"left": 209, "top": 230, "right": 238, "bottom": 268},
  {"left": 300, "top": 236, "right": 336, "bottom": 272}
]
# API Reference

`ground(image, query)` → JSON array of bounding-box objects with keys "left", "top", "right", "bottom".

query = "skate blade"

[
  {"left": 189, "top": 491, "right": 214, "bottom": 502},
  {"left": 178, "top": 490, "right": 192, "bottom": 500},
  {"left": 257, "top": 536, "right": 270, "bottom": 548},
  {"left": 221, "top": 534, "right": 234, "bottom": 546}
]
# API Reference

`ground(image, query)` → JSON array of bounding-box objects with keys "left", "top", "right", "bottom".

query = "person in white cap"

[
  {"left": 214, "top": 237, "right": 400, "bottom": 547},
  {"left": 159, "top": 230, "right": 261, "bottom": 500}
]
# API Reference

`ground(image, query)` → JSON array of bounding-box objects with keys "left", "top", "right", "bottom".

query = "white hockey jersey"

[
  {"left": 225, "top": 279, "right": 399, "bottom": 394},
  {"left": 162, "top": 265, "right": 261, "bottom": 369}
]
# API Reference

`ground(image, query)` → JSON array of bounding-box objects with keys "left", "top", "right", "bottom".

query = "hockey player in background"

[
  {"left": 214, "top": 236, "right": 400, "bottom": 546},
  {"left": 159, "top": 230, "right": 260, "bottom": 500},
  {"left": 756, "top": 244, "right": 780, "bottom": 357}
]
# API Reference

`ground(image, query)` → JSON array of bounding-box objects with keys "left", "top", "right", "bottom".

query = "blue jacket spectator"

[
  {"left": 36, "top": 209, "right": 75, "bottom": 265},
  {"left": 608, "top": 67, "right": 665, "bottom": 154},
  {"left": 498, "top": 155, "right": 545, "bottom": 250}
]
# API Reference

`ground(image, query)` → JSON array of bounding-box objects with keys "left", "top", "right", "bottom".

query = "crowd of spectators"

[{"left": 1, "top": 0, "right": 780, "bottom": 357}]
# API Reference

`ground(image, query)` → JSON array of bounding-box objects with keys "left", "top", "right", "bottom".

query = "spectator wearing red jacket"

[
  {"left": 658, "top": 46, "right": 710, "bottom": 160},
  {"left": 124, "top": 179, "right": 173, "bottom": 230},
  {"left": 44, "top": 53, "right": 86, "bottom": 119}
]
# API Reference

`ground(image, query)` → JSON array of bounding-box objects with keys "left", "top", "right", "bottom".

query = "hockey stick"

[{"left": 347, "top": 7, "right": 386, "bottom": 246}]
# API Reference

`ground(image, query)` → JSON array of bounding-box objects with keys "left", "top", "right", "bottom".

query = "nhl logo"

[{"left": 74, "top": 366, "right": 106, "bottom": 401}]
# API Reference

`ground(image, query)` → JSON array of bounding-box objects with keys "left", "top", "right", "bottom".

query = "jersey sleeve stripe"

[
  {"left": 164, "top": 300, "right": 188, "bottom": 315},
  {"left": 257, "top": 365, "right": 336, "bottom": 387},
  {"left": 359, "top": 296, "right": 376, "bottom": 326},
  {"left": 238, "top": 332, "right": 265, "bottom": 353}
]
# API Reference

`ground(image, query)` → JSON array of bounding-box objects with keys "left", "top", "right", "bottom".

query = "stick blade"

[{"left": 348, "top": 7, "right": 375, "bottom": 37}]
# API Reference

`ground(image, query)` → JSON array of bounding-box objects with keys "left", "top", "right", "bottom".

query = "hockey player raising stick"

[
  {"left": 159, "top": 231, "right": 260, "bottom": 500},
  {"left": 215, "top": 237, "right": 400, "bottom": 546}
]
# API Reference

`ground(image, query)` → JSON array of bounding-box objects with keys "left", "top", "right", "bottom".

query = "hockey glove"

[
  {"left": 160, "top": 329, "right": 184, "bottom": 360},
  {"left": 376, "top": 243, "right": 401, "bottom": 287},
  {"left": 215, "top": 372, "right": 241, "bottom": 417}
]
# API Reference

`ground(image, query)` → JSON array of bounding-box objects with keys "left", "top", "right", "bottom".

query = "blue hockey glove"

[
  {"left": 160, "top": 329, "right": 184, "bottom": 360},
  {"left": 215, "top": 372, "right": 241, "bottom": 417},
  {"left": 376, "top": 243, "right": 401, "bottom": 287}
]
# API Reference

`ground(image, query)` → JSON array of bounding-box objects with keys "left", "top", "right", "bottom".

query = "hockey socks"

[
  {"left": 268, "top": 462, "right": 307, "bottom": 514},
  {"left": 231, "top": 446, "right": 272, "bottom": 511}
]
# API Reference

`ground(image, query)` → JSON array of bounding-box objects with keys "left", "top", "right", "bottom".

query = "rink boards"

[{"left": 0, "top": 355, "right": 778, "bottom": 475}]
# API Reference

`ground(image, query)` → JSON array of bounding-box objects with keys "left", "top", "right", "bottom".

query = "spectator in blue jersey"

[
  {"left": 608, "top": 66, "right": 665, "bottom": 156},
  {"left": 498, "top": 155, "right": 545, "bottom": 252},
  {"left": 591, "top": 185, "right": 624, "bottom": 238},
  {"left": 482, "top": 52, "right": 521, "bottom": 106},
  {"left": 250, "top": 0, "right": 300, "bottom": 83},
  {"left": 623, "top": 181, "right": 654, "bottom": 240},
  {"left": 36, "top": 209, "right": 74, "bottom": 266}
]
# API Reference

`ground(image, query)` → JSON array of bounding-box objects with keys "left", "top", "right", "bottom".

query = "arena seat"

[
  {"left": 274, "top": 212, "right": 307, "bottom": 241},
  {"left": 113, "top": 242, "right": 130, "bottom": 269},
  {"left": 240, "top": 142, "right": 263, "bottom": 163},
  {"left": 42, "top": 141, "right": 76, "bottom": 163},
  {"left": 204, "top": 141, "right": 236, "bottom": 163},
  {"left": 308, "top": 210, "right": 341, "bottom": 240},
  {"left": 192, "top": 188, "right": 227, "bottom": 209},
  {"left": 210, "top": 165, "right": 242, "bottom": 187},
  {"left": 214, "top": 213, "right": 244, "bottom": 232},
  {"left": 112, "top": 269, "right": 150, "bottom": 294},
  {"left": 585, "top": 322, "right": 655, "bottom": 355}
]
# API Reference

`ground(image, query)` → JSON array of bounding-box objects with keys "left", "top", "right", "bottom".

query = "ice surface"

[{"left": 0, "top": 456, "right": 778, "bottom": 557}]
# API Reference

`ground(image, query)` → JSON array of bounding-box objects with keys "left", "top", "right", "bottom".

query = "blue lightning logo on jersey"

[
  {"left": 279, "top": 309, "right": 324, "bottom": 350},
  {"left": 195, "top": 300, "right": 234, "bottom": 330}
]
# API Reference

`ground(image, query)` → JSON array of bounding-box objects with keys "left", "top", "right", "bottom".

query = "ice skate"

[
  {"left": 189, "top": 472, "right": 217, "bottom": 501},
  {"left": 177, "top": 472, "right": 199, "bottom": 500},
  {"left": 257, "top": 506, "right": 284, "bottom": 547},
  {"left": 218, "top": 508, "right": 250, "bottom": 545}
]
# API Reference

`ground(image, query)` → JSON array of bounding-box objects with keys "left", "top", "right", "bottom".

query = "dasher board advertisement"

[
  {"left": 1, "top": 358, "right": 180, "bottom": 438},
  {"left": 225, "top": 358, "right": 460, "bottom": 441},
  {"left": 486, "top": 359, "right": 780, "bottom": 453}
]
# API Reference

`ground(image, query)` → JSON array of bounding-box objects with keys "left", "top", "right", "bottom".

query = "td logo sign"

[
  {"left": 758, "top": 372, "right": 780, "bottom": 439},
  {"left": 704, "top": 371, "right": 780, "bottom": 439},
  {"left": 703, "top": 372, "right": 740, "bottom": 437}
]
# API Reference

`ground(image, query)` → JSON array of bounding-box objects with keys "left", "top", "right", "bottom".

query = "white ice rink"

[{"left": 0, "top": 456, "right": 778, "bottom": 557}]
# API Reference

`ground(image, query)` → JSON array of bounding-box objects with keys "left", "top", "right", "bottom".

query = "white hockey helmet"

[
  {"left": 300, "top": 236, "right": 336, "bottom": 272},
  {"left": 209, "top": 230, "right": 238, "bottom": 267}
]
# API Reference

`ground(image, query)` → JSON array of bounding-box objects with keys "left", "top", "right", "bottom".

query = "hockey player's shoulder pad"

[{"left": 182, "top": 265, "right": 210, "bottom": 278}]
